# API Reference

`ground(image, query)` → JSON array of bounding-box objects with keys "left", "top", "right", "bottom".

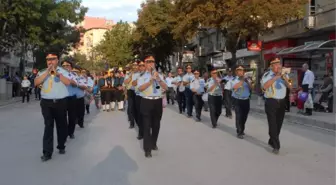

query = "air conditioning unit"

[{"left": 304, "top": 16, "right": 315, "bottom": 29}]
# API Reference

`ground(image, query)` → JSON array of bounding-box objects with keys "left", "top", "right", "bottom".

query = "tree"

[
  {"left": 172, "top": 0, "right": 306, "bottom": 68},
  {"left": 0, "top": 0, "right": 87, "bottom": 71},
  {"left": 133, "top": 0, "right": 178, "bottom": 72},
  {"left": 95, "top": 21, "right": 134, "bottom": 68}
]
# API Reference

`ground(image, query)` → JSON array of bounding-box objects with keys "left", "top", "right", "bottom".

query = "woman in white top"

[{"left": 21, "top": 75, "right": 31, "bottom": 103}]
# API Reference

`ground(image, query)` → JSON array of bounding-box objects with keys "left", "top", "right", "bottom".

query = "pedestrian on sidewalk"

[
  {"left": 21, "top": 75, "right": 31, "bottom": 103},
  {"left": 190, "top": 69, "right": 205, "bottom": 121},
  {"left": 261, "top": 58, "right": 292, "bottom": 154},
  {"left": 137, "top": 54, "right": 168, "bottom": 158},
  {"left": 301, "top": 63, "right": 315, "bottom": 116},
  {"left": 231, "top": 66, "right": 252, "bottom": 139},
  {"left": 206, "top": 68, "right": 223, "bottom": 128},
  {"left": 34, "top": 52, "right": 71, "bottom": 162}
]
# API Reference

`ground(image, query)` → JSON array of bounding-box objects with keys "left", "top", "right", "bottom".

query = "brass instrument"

[{"left": 151, "top": 66, "right": 160, "bottom": 89}]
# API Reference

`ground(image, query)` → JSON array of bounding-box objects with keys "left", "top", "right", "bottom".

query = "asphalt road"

[{"left": 0, "top": 101, "right": 334, "bottom": 185}]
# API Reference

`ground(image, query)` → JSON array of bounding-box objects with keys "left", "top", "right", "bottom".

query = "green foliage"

[
  {"left": 172, "top": 0, "right": 307, "bottom": 68},
  {"left": 0, "top": 0, "right": 87, "bottom": 71},
  {"left": 133, "top": 0, "right": 178, "bottom": 72},
  {"left": 95, "top": 21, "right": 134, "bottom": 67}
]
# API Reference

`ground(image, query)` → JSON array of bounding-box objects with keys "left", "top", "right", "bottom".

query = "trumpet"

[
  {"left": 151, "top": 66, "right": 160, "bottom": 89},
  {"left": 50, "top": 70, "right": 55, "bottom": 76}
]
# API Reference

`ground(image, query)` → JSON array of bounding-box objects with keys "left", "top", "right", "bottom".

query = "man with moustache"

[{"left": 34, "top": 52, "right": 71, "bottom": 162}]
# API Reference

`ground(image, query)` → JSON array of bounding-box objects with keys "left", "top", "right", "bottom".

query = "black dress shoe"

[
  {"left": 69, "top": 135, "right": 75, "bottom": 139},
  {"left": 145, "top": 152, "right": 152, "bottom": 158},
  {"left": 196, "top": 117, "right": 201, "bottom": 122},
  {"left": 272, "top": 149, "right": 279, "bottom": 154},
  {"left": 79, "top": 125, "right": 84, "bottom": 128},
  {"left": 237, "top": 134, "right": 244, "bottom": 139},
  {"left": 129, "top": 125, "right": 135, "bottom": 129},
  {"left": 59, "top": 149, "right": 66, "bottom": 154},
  {"left": 137, "top": 135, "right": 143, "bottom": 140},
  {"left": 41, "top": 155, "right": 52, "bottom": 162},
  {"left": 152, "top": 146, "right": 158, "bottom": 151},
  {"left": 212, "top": 124, "right": 217, "bottom": 129}
]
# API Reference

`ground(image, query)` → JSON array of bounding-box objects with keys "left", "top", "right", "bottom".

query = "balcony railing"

[
  {"left": 315, "top": 8, "right": 336, "bottom": 30},
  {"left": 260, "top": 19, "right": 307, "bottom": 42}
]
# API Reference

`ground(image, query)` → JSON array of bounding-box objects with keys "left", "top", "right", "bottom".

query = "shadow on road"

[{"left": 80, "top": 145, "right": 138, "bottom": 185}]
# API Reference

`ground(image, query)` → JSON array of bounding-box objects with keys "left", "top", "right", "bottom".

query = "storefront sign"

[
  {"left": 247, "top": 41, "right": 262, "bottom": 51},
  {"left": 263, "top": 39, "right": 296, "bottom": 61}
]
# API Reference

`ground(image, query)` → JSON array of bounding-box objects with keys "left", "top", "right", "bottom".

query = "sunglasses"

[
  {"left": 145, "top": 60, "right": 155, "bottom": 63},
  {"left": 46, "top": 57, "right": 57, "bottom": 61}
]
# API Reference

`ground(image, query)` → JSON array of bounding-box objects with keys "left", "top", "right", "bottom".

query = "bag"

[
  {"left": 304, "top": 93, "right": 314, "bottom": 109},
  {"left": 162, "top": 97, "right": 167, "bottom": 108}
]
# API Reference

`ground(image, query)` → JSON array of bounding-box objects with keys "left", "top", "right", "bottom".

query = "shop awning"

[{"left": 277, "top": 39, "right": 336, "bottom": 55}]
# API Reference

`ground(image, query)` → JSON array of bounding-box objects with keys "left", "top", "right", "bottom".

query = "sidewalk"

[
  {"left": 0, "top": 97, "right": 21, "bottom": 107},
  {"left": 248, "top": 95, "right": 335, "bottom": 131}
]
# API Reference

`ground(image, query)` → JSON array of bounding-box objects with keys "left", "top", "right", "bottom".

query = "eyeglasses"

[{"left": 46, "top": 57, "right": 57, "bottom": 61}]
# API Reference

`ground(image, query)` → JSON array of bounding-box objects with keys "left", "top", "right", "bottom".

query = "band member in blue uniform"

[
  {"left": 61, "top": 59, "right": 78, "bottom": 139},
  {"left": 261, "top": 58, "right": 292, "bottom": 154},
  {"left": 173, "top": 67, "right": 186, "bottom": 114},
  {"left": 231, "top": 66, "right": 252, "bottom": 139},
  {"left": 222, "top": 69, "right": 234, "bottom": 118},
  {"left": 124, "top": 62, "right": 138, "bottom": 128},
  {"left": 73, "top": 67, "right": 87, "bottom": 128},
  {"left": 34, "top": 52, "right": 71, "bottom": 162},
  {"left": 137, "top": 55, "right": 168, "bottom": 158},
  {"left": 206, "top": 69, "right": 223, "bottom": 128},
  {"left": 183, "top": 65, "right": 195, "bottom": 118},
  {"left": 190, "top": 69, "right": 205, "bottom": 121},
  {"left": 133, "top": 61, "right": 146, "bottom": 140}
]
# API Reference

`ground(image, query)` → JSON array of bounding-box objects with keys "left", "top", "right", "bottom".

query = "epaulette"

[{"left": 263, "top": 71, "right": 270, "bottom": 78}]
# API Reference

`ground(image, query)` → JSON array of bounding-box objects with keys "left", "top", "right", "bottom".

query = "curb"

[
  {"left": 249, "top": 107, "right": 335, "bottom": 131},
  {"left": 0, "top": 99, "right": 21, "bottom": 108}
]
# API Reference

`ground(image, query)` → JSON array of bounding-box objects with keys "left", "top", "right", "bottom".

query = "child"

[
  {"left": 93, "top": 80, "right": 101, "bottom": 109},
  {"left": 297, "top": 87, "right": 304, "bottom": 114}
]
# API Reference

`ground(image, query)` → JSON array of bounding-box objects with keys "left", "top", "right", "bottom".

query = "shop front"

[{"left": 277, "top": 39, "right": 335, "bottom": 112}]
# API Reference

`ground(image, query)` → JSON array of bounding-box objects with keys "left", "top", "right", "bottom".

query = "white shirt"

[
  {"left": 165, "top": 77, "right": 174, "bottom": 87},
  {"left": 21, "top": 79, "right": 31, "bottom": 88},
  {"left": 302, "top": 70, "right": 315, "bottom": 88},
  {"left": 223, "top": 75, "right": 234, "bottom": 90}
]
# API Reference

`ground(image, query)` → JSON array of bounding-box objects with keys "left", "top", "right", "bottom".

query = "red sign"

[
  {"left": 329, "top": 32, "right": 335, "bottom": 40},
  {"left": 247, "top": 41, "right": 262, "bottom": 51},
  {"left": 263, "top": 39, "right": 296, "bottom": 61}
]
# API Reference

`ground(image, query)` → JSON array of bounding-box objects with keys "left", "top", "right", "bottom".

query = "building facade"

[{"left": 72, "top": 16, "right": 114, "bottom": 58}]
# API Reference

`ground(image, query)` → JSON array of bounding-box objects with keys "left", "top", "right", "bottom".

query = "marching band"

[{"left": 35, "top": 52, "right": 292, "bottom": 162}]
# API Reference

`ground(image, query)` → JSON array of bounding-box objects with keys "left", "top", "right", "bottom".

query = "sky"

[{"left": 82, "top": 0, "right": 144, "bottom": 23}]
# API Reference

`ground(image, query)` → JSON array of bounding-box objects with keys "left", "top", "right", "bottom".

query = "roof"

[
  {"left": 80, "top": 16, "right": 114, "bottom": 30},
  {"left": 277, "top": 39, "right": 336, "bottom": 55}
]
